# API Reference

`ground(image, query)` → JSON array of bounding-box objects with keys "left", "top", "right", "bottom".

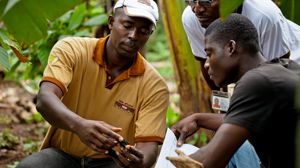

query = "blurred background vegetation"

[{"left": 0, "top": 0, "right": 299, "bottom": 167}]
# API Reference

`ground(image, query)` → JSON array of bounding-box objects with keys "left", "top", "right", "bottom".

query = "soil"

[
  {"left": 0, "top": 80, "right": 47, "bottom": 168},
  {"left": 0, "top": 77, "right": 179, "bottom": 168}
]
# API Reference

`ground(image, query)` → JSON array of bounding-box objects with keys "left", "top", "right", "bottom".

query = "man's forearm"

[
  {"left": 189, "top": 124, "right": 250, "bottom": 168},
  {"left": 36, "top": 89, "right": 83, "bottom": 133},
  {"left": 136, "top": 142, "right": 159, "bottom": 167},
  {"left": 193, "top": 113, "right": 224, "bottom": 131}
]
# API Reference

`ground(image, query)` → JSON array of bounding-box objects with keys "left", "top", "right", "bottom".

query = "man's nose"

[
  {"left": 128, "top": 28, "right": 138, "bottom": 40},
  {"left": 192, "top": 2, "right": 206, "bottom": 14}
]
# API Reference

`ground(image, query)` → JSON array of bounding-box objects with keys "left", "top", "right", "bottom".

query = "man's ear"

[
  {"left": 227, "top": 40, "right": 236, "bottom": 56},
  {"left": 108, "top": 15, "right": 114, "bottom": 30}
]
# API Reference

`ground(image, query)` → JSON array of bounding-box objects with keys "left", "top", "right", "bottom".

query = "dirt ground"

[{"left": 0, "top": 80, "right": 47, "bottom": 168}]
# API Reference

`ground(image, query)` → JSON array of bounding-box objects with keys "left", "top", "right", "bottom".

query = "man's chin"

[
  {"left": 215, "top": 80, "right": 227, "bottom": 88},
  {"left": 198, "top": 19, "right": 211, "bottom": 28},
  {"left": 200, "top": 22, "right": 210, "bottom": 28}
]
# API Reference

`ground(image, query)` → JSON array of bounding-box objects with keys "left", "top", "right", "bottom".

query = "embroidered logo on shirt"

[
  {"left": 114, "top": 100, "right": 135, "bottom": 113},
  {"left": 49, "top": 55, "right": 59, "bottom": 65}
]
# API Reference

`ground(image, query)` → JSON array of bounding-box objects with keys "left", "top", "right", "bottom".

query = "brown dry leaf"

[{"left": 10, "top": 46, "right": 29, "bottom": 63}]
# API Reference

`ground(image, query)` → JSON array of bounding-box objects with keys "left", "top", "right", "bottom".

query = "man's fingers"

[
  {"left": 96, "top": 123, "right": 123, "bottom": 142},
  {"left": 115, "top": 151, "right": 130, "bottom": 167},
  {"left": 175, "top": 149, "right": 186, "bottom": 156},
  {"left": 166, "top": 156, "right": 182, "bottom": 162},
  {"left": 126, "top": 145, "right": 144, "bottom": 159},
  {"left": 167, "top": 156, "right": 204, "bottom": 168},
  {"left": 89, "top": 142, "right": 107, "bottom": 153},
  {"left": 177, "top": 130, "right": 188, "bottom": 146},
  {"left": 92, "top": 132, "right": 117, "bottom": 148},
  {"left": 101, "top": 122, "right": 122, "bottom": 132},
  {"left": 119, "top": 148, "right": 136, "bottom": 163},
  {"left": 89, "top": 143, "right": 98, "bottom": 151},
  {"left": 171, "top": 127, "right": 180, "bottom": 139},
  {"left": 111, "top": 127, "right": 122, "bottom": 132},
  {"left": 114, "top": 145, "right": 143, "bottom": 167}
]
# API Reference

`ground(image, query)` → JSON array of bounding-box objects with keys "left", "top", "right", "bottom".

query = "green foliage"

[
  {"left": 146, "top": 21, "right": 173, "bottom": 79},
  {"left": 84, "top": 14, "right": 108, "bottom": 27},
  {"left": 0, "top": 30, "right": 20, "bottom": 71},
  {"left": 156, "top": 65, "right": 174, "bottom": 81},
  {"left": 0, "top": 0, "right": 109, "bottom": 78},
  {"left": 276, "top": 0, "right": 300, "bottom": 25},
  {"left": 186, "top": 132, "right": 208, "bottom": 146},
  {"left": 68, "top": 3, "right": 86, "bottom": 31},
  {"left": 6, "top": 161, "right": 19, "bottom": 168},
  {"left": 26, "top": 112, "right": 44, "bottom": 124},
  {"left": 2, "top": 0, "right": 83, "bottom": 45},
  {"left": 23, "top": 139, "right": 42, "bottom": 154},
  {"left": 167, "top": 107, "right": 180, "bottom": 127},
  {"left": 0, "top": 128, "right": 19, "bottom": 149},
  {"left": 0, "top": 114, "right": 12, "bottom": 124},
  {"left": 0, "top": 30, "right": 19, "bottom": 50},
  {"left": 146, "top": 20, "right": 170, "bottom": 62},
  {"left": 0, "top": 46, "right": 10, "bottom": 70},
  {"left": 0, "top": 0, "right": 9, "bottom": 17},
  {"left": 219, "top": 0, "right": 243, "bottom": 20},
  {"left": 3, "top": 1, "right": 108, "bottom": 81},
  {"left": 199, "top": 132, "right": 208, "bottom": 145},
  {"left": 187, "top": 132, "right": 200, "bottom": 145}
]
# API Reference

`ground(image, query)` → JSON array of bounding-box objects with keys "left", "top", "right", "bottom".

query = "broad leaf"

[
  {"left": 37, "top": 46, "right": 50, "bottom": 68},
  {"left": 68, "top": 3, "right": 86, "bottom": 31},
  {"left": 3, "top": 0, "right": 20, "bottom": 15},
  {"left": 84, "top": 14, "right": 108, "bottom": 27},
  {"left": 0, "top": 29, "right": 20, "bottom": 50},
  {"left": 0, "top": 30, "right": 26, "bottom": 68},
  {"left": 219, "top": 0, "right": 243, "bottom": 20},
  {"left": 2, "top": 0, "right": 83, "bottom": 45},
  {"left": 0, "top": 46, "right": 10, "bottom": 71},
  {"left": 74, "top": 30, "right": 90, "bottom": 37},
  {"left": 0, "top": 0, "right": 8, "bottom": 18},
  {"left": 279, "top": 0, "right": 300, "bottom": 25},
  {"left": 3, "top": 3, "right": 48, "bottom": 45},
  {"left": 90, "top": 7, "right": 105, "bottom": 16},
  {"left": 36, "top": 0, "right": 83, "bottom": 21}
]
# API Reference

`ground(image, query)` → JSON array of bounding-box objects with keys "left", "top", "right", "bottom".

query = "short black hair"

[{"left": 205, "top": 13, "right": 260, "bottom": 55}]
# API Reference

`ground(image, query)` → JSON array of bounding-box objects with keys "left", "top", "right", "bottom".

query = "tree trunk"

[{"left": 159, "top": 0, "right": 212, "bottom": 118}]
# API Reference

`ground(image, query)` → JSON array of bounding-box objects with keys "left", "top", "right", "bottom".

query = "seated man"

[
  {"left": 17, "top": 0, "right": 169, "bottom": 168},
  {"left": 179, "top": 1, "right": 261, "bottom": 167},
  {"left": 171, "top": 14, "right": 298, "bottom": 168}
]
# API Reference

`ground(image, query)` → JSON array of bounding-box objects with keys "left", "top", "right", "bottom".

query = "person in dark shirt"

[{"left": 171, "top": 13, "right": 299, "bottom": 168}]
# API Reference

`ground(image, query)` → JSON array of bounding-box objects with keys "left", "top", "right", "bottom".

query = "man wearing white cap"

[{"left": 17, "top": 0, "right": 169, "bottom": 168}]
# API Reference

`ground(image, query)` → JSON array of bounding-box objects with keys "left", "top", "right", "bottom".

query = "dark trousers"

[{"left": 16, "top": 148, "right": 121, "bottom": 168}]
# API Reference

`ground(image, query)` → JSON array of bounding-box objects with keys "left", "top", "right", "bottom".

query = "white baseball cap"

[{"left": 114, "top": 0, "right": 159, "bottom": 26}]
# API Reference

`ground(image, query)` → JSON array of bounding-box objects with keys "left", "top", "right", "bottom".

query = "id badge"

[{"left": 211, "top": 90, "right": 230, "bottom": 112}]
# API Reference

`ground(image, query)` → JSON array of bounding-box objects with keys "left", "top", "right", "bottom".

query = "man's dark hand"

[
  {"left": 171, "top": 114, "right": 199, "bottom": 146},
  {"left": 74, "top": 119, "right": 123, "bottom": 153},
  {"left": 167, "top": 149, "right": 203, "bottom": 168},
  {"left": 115, "top": 145, "right": 144, "bottom": 168}
]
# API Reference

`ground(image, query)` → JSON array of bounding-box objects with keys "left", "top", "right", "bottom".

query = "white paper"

[{"left": 154, "top": 128, "right": 199, "bottom": 168}]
